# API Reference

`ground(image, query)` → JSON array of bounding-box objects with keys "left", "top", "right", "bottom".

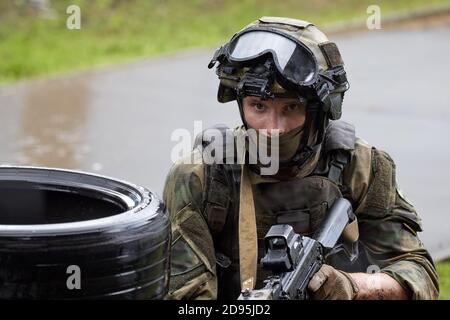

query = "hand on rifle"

[{"left": 308, "top": 264, "right": 359, "bottom": 300}]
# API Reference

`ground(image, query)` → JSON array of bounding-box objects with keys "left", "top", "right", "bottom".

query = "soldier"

[{"left": 163, "top": 17, "right": 439, "bottom": 300}]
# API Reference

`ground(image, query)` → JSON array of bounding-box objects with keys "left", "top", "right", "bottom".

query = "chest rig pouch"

[{"left": 195, "top": 121, "right": 361, "bottom": 299}]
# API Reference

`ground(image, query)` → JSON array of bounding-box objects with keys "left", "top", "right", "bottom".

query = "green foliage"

[
  {"left": 437, "top": 260, "right": 450, "bottom": 300},
  {"left": 0, "top": 0, "right": 449, "bottom": 83}
]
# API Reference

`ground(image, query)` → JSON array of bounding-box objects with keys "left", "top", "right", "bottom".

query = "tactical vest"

[{"left": 197, "top": 121, "right": 368, "bottom": 300}]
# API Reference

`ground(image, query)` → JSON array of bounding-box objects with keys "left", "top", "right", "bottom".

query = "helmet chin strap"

[
  {"left": 285, "top": 99, "right": 327, "bottom": 169},
  {"left": 236, "top": 94, "right": 248, "bottom": 130}
]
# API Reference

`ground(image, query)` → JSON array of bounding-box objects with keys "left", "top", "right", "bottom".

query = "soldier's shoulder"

[
  {"left": 341, "top": 137, "right": 374, "bottom": 211},
  {"left": 163, "top": 148, "right": 205, "bottom": 214},
  {"left": 350, "top": 137, "right": 396, "bottom": 170},
  {"left": 343, "top": 137, "right": 403, "bottom": 214},
  {"left": 351, "top": 137, "right": 373, "bottom": 163},
  {"left": 166, "top": 148, "right": 205, "bottom": 183},
  {"left": 338, "top": 137, "right": 373, "bottom": 179}
]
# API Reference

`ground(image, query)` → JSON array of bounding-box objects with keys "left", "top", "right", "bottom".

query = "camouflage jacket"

[{"left": 163, "top": 126, "right": 439, "bottom": 300}]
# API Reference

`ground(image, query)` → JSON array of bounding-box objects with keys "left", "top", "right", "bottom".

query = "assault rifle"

[{"left": 238, "top": 198, "right": 357, "bottom": 300}]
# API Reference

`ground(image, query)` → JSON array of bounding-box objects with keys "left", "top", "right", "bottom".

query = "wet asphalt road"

[{"left": 0, "top": 19, "right": 449, "bottom": 259}]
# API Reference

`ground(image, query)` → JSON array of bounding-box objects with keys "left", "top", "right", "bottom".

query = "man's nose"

[{"left": 266, "top": 113, "right": 287, "bottom": 136}]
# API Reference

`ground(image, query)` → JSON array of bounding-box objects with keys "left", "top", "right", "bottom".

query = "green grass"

[
  {"left": 437, "top": 260, "right": 450, "bottom": 300},
  {"left": 0, "top": 0, "right": 449, "bottom": 83}
]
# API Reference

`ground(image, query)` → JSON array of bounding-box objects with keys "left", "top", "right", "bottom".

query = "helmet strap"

[{"left": 236, "top": 93, "right": 248, "bottom": 130}]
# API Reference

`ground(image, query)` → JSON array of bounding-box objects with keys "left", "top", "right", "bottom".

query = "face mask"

[{"left": 247, "top": 124, "right": 304, "bottom": 163}]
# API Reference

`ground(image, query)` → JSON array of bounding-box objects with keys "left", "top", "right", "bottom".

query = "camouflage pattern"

[{"left": 163, "top": 129, "right": 439, "bottom": 300}]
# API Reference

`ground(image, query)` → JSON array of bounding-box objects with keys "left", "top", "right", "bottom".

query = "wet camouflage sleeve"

[
  {"left": 162, "top": 151, "right": 218, "bottom": 300},
  {"left": 343, "top": 139, "right": 439, "bottom": 299}
]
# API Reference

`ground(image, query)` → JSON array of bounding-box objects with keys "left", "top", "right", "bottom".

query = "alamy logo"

[
  {"left": 366, "top": 264, "right": 382, "bottom": 291},
  {"left": 66, "top": 265, "right": 81, "bottom": 290},
  {"left": 170, "top": 121, "right": 281, "bottom": 175},
  {"left": 66, "top": 5, "right": 81, "bottom": 30},
  {"left": 366, "top": 5, "right": 382, "bottom": 30}
]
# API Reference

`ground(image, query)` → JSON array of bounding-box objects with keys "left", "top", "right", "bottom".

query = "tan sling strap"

[{"left": 238, "top": 164, "right": 258, "bottom": 291}]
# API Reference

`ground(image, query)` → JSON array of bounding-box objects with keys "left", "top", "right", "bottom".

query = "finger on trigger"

[{"left": 308, "top": 269, "right": 327, "bottom": 292}]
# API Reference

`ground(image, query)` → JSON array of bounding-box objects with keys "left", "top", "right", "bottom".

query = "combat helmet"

[{"left": 208, "top": 16, "right": 350, "bottom": 172}]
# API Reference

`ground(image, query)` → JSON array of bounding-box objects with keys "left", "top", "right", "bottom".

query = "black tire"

[{"left": 0, "top": 166, "right": 170, "bottom": 299}]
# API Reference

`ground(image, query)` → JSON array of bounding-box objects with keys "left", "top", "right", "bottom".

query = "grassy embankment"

[{"left": 1, "top": 0, "right": 449, "bottom": 83}]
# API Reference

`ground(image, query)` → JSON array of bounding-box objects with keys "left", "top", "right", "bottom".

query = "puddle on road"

[{"left": 12, "top": 77, "right": 92, "bottom": 169}]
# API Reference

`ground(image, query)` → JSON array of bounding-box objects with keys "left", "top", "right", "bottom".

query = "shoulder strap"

[
  {"left": 321, "top": 120, "right": 356, "bottom": 184},
  {"left": 202, "top": 164, "right": 231, "bottom": 236},
  {"left": 328, "top": 150, "right": 351, "bottom": 183},
  {"left": 194, "top": 124, "right": 240, "bottom": 237}
]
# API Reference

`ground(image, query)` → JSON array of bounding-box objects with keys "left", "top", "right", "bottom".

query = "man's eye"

[
  {"left": 253, "top": 103, "right": 265, "bottom": 111},
  {"left": 285, "top": 104, "right": 301, "bottom": 112}
]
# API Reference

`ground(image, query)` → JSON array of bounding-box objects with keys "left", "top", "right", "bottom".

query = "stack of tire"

[{"left": 0, "top": 166, "right": 170, "bottom": 299}]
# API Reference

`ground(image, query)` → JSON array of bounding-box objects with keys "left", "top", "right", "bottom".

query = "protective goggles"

[{"left": 225, "top": 29, "right": 319, "bottom": 89}]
